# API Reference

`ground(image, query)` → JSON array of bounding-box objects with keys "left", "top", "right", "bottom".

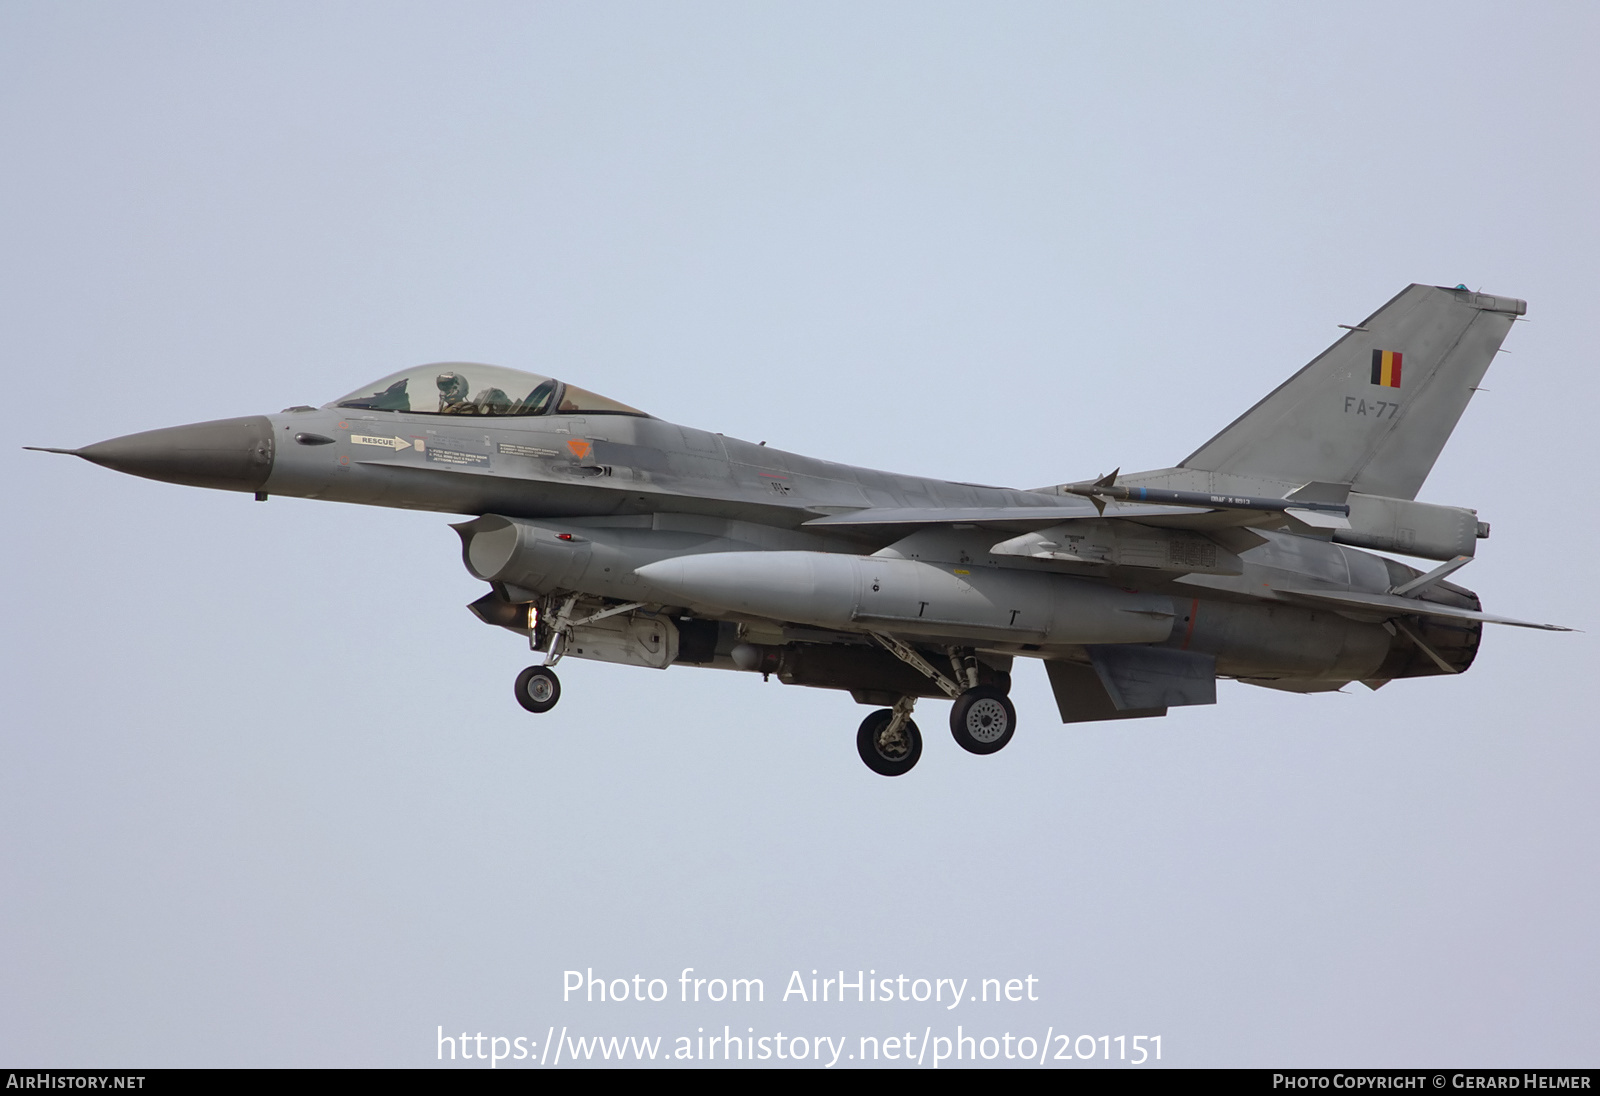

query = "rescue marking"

[{"left": 350, "top": 434, "right": 419, "bottom": 450}]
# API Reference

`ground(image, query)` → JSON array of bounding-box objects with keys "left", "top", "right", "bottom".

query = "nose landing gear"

[{"left": 514, "top": 665, "right": 562, "bottom": 713}]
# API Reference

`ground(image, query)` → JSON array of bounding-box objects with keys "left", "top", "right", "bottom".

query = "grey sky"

[{"left": 2, "top": 2, "right": 1596, "bottom": 1067}]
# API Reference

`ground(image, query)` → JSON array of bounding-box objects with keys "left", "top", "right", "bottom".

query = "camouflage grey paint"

[
  {"left": 31, "top": 283, "right": 1566, "bottom": 736},
  {"left": 1179, "top": 284, "right": 1523, "bottom": 500}
]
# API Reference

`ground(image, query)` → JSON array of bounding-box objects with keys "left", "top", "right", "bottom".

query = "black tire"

[
  {"left": 949, "top": 686, "right": 1016, "bottom": 755},
  {"left": 856, "top": 709, "right": 923, "bottom": 777},
  {"left": 514, "top": 665, "right": 562, "bottom": 714}
]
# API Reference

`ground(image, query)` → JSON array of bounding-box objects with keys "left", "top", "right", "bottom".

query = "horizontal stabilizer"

[
  {"left": 1274, "top": 587, "right": 1571, "bottom": 631},
  {"left": 1390, "top": 554, "right": 1473, "bottom": 597},
  {"left": 1087, "top": 645, "right": 1218, "bottom": 710}
]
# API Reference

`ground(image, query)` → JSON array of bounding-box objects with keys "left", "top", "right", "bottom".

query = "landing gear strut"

[
  {"left": 856, "top": 697, "right": 923, "bottom": 777},
  {"left": 866, "top": 633, "right": 1020, "bottom": 760},
  {"left": 515, "top": 665, "right": 562, "bottom": 713}
]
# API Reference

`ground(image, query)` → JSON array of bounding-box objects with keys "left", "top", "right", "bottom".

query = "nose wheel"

[
  {"left": 949, "top": 685, "right": 1015, "bottom": 754},
  {"left": 515, "top": 665, "right": 562, "bottom": 713}
]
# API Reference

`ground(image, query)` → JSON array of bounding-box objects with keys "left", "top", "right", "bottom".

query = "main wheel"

[
  {"left": 949, "top": 686, "right": 1016, "bottom": 755},
  {"left": 514, "top": 665, "right": 562, "bottom": 714},
  {"left": 856, "top": 709, "right": 923, "bottom": 777}
]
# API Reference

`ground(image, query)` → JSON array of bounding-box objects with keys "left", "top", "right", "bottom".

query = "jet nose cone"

[{"left": 77, "top": 415, "right": 275, "bottom": 492}]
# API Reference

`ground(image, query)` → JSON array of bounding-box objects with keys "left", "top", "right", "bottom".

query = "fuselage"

[{"left": 70, "top": 396, "right": 1472, "bottom": 693}]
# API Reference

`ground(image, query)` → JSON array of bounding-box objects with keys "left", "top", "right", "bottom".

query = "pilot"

[
  {"left": 436, "top": 371, "right": 475, "bottom": 414},
  {"left": 474, "top": 387, "right": 512, "bottom": 415}
]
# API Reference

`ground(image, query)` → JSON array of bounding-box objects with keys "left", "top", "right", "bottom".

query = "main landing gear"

[
  {"left": 854, "top": 682, "right": 1018, "bottom": 776},
  {"left": 856, "top": 697, "right": 923, "bottom": 777},
  {"left": 853, "top": 635, "right": 1020, "bottom": 775},
  {"left": 949, "top": 685, "right": 1016, "bottom": 755}
]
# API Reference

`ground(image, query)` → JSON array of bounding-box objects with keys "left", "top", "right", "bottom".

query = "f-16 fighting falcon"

[{"left": 28, "top": 284, "right": 1568, "bottom": 775}]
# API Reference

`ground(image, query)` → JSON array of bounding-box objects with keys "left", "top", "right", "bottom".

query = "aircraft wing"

[
  {"left": 1273, "top": 587, "right": 1572, "bottom": 631},
  {"left": 802, "top": 502, "right": 1195, "bottom": 528},
  {"left": 805, "top": 501, "right": 1363, "bottom": 536}
]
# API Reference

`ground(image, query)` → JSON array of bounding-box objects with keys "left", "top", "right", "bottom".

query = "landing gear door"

[{"left": 565, "top": 613, "right": 680, "bottom": 669}]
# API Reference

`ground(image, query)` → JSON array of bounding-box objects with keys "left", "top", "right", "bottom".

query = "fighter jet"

[{"left": 28, "top": 284, "right": 1569, "bottom": 775}]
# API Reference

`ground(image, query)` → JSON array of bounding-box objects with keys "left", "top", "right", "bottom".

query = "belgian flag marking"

[{"left": 1371, "top": 349, "right": 1403, "bottom": 388}]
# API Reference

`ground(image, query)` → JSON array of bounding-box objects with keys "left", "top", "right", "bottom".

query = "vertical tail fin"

[{"left": 1180, "top": 285, "right": 1524, "bottom": 500}]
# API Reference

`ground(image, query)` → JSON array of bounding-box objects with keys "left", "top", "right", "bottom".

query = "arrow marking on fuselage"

[{"left": 349, "top": 434, "right": 418, "bottom": 451}]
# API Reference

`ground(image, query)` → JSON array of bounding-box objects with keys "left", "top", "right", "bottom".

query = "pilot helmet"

[{"left": 436, "top": 371, "right": 471, "bottom": 403}]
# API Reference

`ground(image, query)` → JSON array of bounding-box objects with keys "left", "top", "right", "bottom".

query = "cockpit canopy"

[{"left": 328, "top": 363, "right": 646, "bottom": 418}]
